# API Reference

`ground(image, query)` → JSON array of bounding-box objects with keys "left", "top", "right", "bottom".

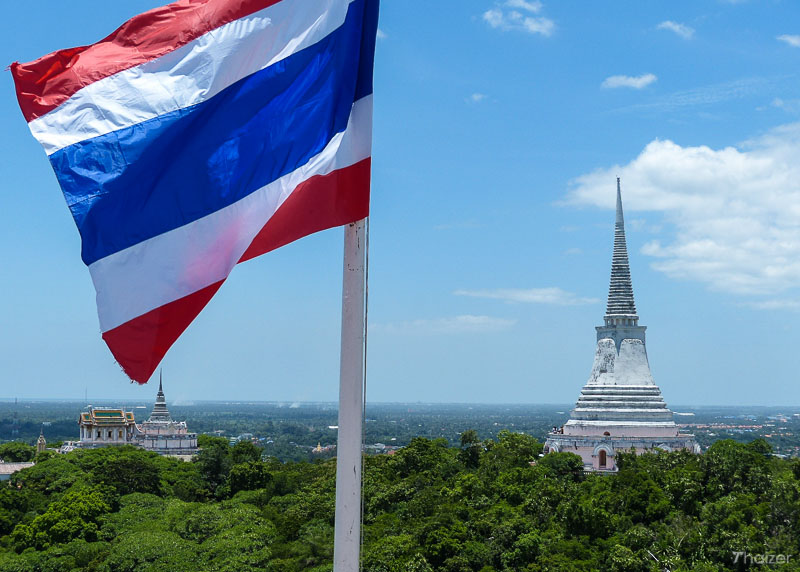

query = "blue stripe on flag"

[
  {"left": 355, "top": 0, "right": 379, "bottom": 102},
  {"left": 51, "top": 0, "right": 374, "bottom": 266}
]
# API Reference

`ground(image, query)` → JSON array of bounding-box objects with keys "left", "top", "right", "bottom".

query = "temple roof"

[
  {"left": 605, "top": 178, "right": 638, "bottom": 318},
  {"left": 81, "top": 408, "right": 135, "bottom": 425}
]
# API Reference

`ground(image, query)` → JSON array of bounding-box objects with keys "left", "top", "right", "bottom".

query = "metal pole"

[{"left": 333, "top": 218, "right": 367, "bottom": 572}]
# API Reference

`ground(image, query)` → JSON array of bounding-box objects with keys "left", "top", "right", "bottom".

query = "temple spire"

[
  {"left": 605, "top": 178, "right": 638, "bottom": 324},
  {"left": 148, "top": 369, "right": 172, "bottom": 422}
]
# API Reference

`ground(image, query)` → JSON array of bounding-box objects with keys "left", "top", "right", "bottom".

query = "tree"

[
  {"left": 160, "top": 456, "right": 209, "bottom": 501},
  {"left": 229, "top": 461, "right": 273, "bottom": 495},
  {"left": 458, "top": 430, "right": 481, "bottom": 469},
  {"left": 98, "top": 531, "right": 203, "bottom": 572},
  {"left": 10, "top": 454, "right": 83, "bottom": 493},
  {"left": 0, "top": 442, "right": 35, "bottom": 462},
  {"left": 231, "top": 440, "right": 262, "bottom": 465},
  {"left": 91, "top": 448, "right": 162, "bottom": 496},
  {"left": 537, "top": 452, "right": 584, "bottom": 482},
  {"left": 608, "top": 544, "right": 649, "bottom": 572},
  {"left": 480, "top": 431, "right": 542, "bottom": 474},
  {"left": 194, "top": 436, "right": 231, "bottom": 493},
  {"left": 11, "top": 484, "right": 112, "bottom": 551},
  {"left": 701, "top": 440, "right": 772, "bottom": 499}
]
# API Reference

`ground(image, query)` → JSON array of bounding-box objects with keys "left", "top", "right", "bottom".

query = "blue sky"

[{"left": 2, "top": 1, "right": 800, "bottom": 406}]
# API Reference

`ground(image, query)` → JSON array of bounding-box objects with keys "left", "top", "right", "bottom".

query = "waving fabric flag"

[{"left": 11, "top": 0, "right": 379, "bottom": 384}]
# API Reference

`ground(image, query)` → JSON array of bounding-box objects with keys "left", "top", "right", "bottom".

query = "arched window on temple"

[{"left": 599, "top": 449, "right": 607, "bottom": 468}]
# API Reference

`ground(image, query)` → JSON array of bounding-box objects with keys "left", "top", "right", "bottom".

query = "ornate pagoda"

[
  {"left": 137, "top": 372, "right": 198, "bottom": 457},
  {"left": 544, "top": 179, "right": 698, "bottom": 472}
]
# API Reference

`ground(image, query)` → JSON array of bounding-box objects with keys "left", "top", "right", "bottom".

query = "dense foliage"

[
  {"left": 1, "top": 434, "right": 799, "bottom": 571},
  {"left": 0, "top": 443, "right": 35, "bottom": 463}
]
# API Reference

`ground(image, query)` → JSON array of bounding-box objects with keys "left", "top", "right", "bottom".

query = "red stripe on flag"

[
  {"left": 102, "top": 159, "right": 369, "bottom": 384},
  {"left": 11, "top": 0, "right": 281, "bottom": 122},
  {"left": 103, "top": 280, "right": 224, "bottom": 384},
  {"left": 240, "top": 158, "right": 371, "bottom": 262}
]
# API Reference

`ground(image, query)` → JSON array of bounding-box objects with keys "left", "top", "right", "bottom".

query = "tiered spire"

[
  {"left": 148, "top": 370, "right": 172, "bottom": 422},
  {"left": 605, "top": 178, "right": 638, "bottom": 324}
]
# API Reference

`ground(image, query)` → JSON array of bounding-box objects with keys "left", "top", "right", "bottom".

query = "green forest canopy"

[{"left": 1, "top": 433, "right": 799, "bottom": 571}]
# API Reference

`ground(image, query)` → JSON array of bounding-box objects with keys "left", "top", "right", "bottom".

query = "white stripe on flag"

[
  {"left": 29, "top": 0, "right": 355, "bottom": 155},
  {"left": 89, "top": 95, "right": 372, "bottom": 333}
]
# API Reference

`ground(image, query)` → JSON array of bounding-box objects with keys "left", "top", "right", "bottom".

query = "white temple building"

[
  {"left": 136, "top": 374, "right": 198, "bottom": 457},
  {"left": 78, "top": 408, "right": 138, "bottom": 447},
  {"left": 75, "top": 374, "right": 197, "bottom": 458},
  {"left": 544, "top": 179, "right": 699, "bottom": 472}
]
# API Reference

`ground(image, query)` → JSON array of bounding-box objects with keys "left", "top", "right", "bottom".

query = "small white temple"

[
  {"left": 78, "top": 408, "right": 137, "bottom": 447},
  {"left": 544, "top": 179, "right": 699, "bottom": 472}
]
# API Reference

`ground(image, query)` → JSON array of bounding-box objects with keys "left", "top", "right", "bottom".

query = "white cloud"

[
  {"left": 744, "top": 299, "right": 800, "bottom": 311},
  {"left": 777, "top": 34, "right": 800, "bottom": 48},
  {"left": 566, "top": 122, "right": 800, "bottom": 297},
  {"left": 505, "top": 0, "right": 543, "bottom": 12},
  {"left": 468, "top": 93, "right": 488, "bottom": 104},
  {"left": 771, "top": 97, "right": 800, "bottom": 113},
  {"left": 483, "top": 1, "right": 555, "bottom": 36},
  {"left": 623, "top": 77, "right": 769, "bottom": 112},
  {"left": 455, "top": 287, "right": 600, "bottom": 305},
  {"left": 657, "top": 20, "right": 695, "bottom": 39},
  {"left": 602, "top": 73, "right": 658, "bottom": 89},
  {"left": 376, "top": 28, "right": 388, "bottom": 40},
  {"left": 628, "top": 218, "right": 662, "bottom": 233},
  {"left": 372, "top": 315, "right": 516, "bottom": 335}
]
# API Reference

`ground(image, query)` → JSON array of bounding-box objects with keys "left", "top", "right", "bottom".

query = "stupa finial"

[
  {"left": 605, "top": 178, "right": 638, "bottom": 322},
  {"left": 149, "top": 369, "right": 171, "bottom": 422}
]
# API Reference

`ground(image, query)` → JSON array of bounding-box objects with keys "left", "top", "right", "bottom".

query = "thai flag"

[{"left": 11, "top": 0, "right": 379, "bottom": 384}]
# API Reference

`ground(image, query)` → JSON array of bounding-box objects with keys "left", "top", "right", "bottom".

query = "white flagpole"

[{"left": 334, "top": 217, "right": 367, "bottom": 572}]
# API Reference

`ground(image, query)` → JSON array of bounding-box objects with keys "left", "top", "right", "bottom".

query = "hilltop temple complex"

[
  {"left": 72, "top": 375, "right": 197, "bottom": 458},
  {"left": 544, "top": 179, "right": 699, "bottom": 472}
]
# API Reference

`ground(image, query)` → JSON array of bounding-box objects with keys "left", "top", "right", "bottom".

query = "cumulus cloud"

[
  {"left": 602, "top": 73, "right": 658, "bottom": 89},
  {"left": 777, "top": 34, "right": 800, "bottom": 48},
  {"left": 483, "top": 0, "right": 554, "bottom": 36},
  {"left": 372, "top": 315, "right": 516, "bottom": 334},
  {"left": 455, "top": 287, "right": 600, "bottom": 305},
  {"left": 566, "top": 122, "right": 800, "bottom": 297},
  {"left": 657, "top": 20, "right": 694, "bottom": 39}
]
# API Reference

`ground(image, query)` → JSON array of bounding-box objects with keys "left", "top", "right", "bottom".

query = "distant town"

[{"left": 3, "top": 399, "right": 800, "bottom": 464}]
